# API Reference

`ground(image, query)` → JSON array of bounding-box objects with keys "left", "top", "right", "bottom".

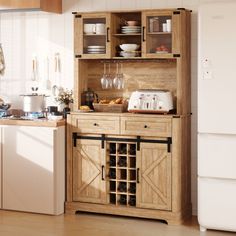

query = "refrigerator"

[{"left": 198, "top": 1, "right": 236, "bottom": 232}]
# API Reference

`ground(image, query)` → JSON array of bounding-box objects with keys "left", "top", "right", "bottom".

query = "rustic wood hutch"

[{"left": 66, "top": 8, "right": 191, "bottom": 225}]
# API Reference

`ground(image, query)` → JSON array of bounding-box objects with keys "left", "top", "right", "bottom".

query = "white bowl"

[
  {"left": 120, "top": 44, "right": 140, "bottom": 52},
  {"left": 120, "top": 51, "right": 139, "bottom": 58}
]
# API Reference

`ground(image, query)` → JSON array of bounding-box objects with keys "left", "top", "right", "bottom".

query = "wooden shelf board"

[
  {"left": 113, "top": 33, "right": 141, "bottom": 36},
  {"left": 147, "top": 32, "right": 172, "bottom": 35}
]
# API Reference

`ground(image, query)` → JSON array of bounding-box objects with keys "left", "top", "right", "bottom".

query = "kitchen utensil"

[
  {"left": 31, "top": 56, "right": 38, "bottom": 81},
  {"left": 0, "top": 43, "right": 5, "bottom": 76},
  {"left": 106, "top": 63, "right": 112, "bottom": 89},
  {"left": 95, "top": 23, "right": 106, "bottom": 34},
  {"left": 101, "top": 63, "right": 108, "bottom": 89},
  {"left": 81, "top": 89, "right": 98, "bottom": 109},
  {"left": 120, "top": 44, "right": 140, "bottom": 51},
  {"left": 44, "top": 56, "right": 51, "bottom": 90},
  {"left": 113, "top": 63, "right": 120, "bottom": 89},
  {"left": 84, "top": 23, "right": 96, "bottom": 34},
  {"left": 20, "top": 94, "right": 46, "bottom": 113},
  {"left": 128, "top": 90, "right": 174, "bottom": 113},
  {"left": 126, "top": 21, "right": 139, "bottom": 26}
]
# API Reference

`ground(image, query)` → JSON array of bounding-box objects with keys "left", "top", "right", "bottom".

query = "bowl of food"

[{"left": 119, "top": 44, "right": 140, "bottom": 52}]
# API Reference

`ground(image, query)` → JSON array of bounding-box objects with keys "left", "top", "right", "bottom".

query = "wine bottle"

[
  {"left": 129, "top": 184, "right": 136, "bottom": 194},
  {"left": 129, "top": 196, "right": 136, "bottom": 206},
  {"left": 118, "top": 157, "right": 127, "bottom": 167},
  {"left": 109, "top": 169, "right": 116, "bottom": 179},
  {"left": 119, "top": 195, "right": 127, "bottom": 205},
  {"left": 118, "top": 182, "right": 127, "bottom": 192},
  {"left": 109, "top": 156, "right": 116, "bottom": 166}
]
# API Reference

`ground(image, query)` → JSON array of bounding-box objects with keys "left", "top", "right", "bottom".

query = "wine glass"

[
  {"left": 106, "top": 63, "right": 113, "bottom": 89},
  {"left": 113, "top": 63, "right": 119, "bottom": 89},
  {"left": 101, "top": 63, "right": 108, "bottom": 89},
  {"left": 118, "top": 63, "right": 124, "bottom": 89}
]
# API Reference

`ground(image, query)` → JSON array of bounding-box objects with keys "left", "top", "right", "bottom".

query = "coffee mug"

[
  {"left": 84, "top": 24, "right": 95, "bottom": 34},
  {"left": 95, "top": 23, "right": 105, "bottom": 34}
]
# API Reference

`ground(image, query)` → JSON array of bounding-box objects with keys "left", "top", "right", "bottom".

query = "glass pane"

[
  {"left": 83, "top": 17, "right": 106, "bottom": 54},
  {"left": 146, "top": 15, "right": 172, "bottom": 54}
]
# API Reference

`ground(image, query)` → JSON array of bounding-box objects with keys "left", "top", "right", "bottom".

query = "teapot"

[{"left": 81, "top": 89, "right": 98, "bottom": 109}]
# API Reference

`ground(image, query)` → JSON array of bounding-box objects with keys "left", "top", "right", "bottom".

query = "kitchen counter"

[{"left": 0, "top": 118, "right": 65, "bottom": 127}]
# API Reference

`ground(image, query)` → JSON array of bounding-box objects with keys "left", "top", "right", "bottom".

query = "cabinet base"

[{"left": 65, "top": 202, "right": 192, "bottom": 225}]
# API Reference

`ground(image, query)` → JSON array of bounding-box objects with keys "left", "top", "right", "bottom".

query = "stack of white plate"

[
  {"left": 87, "top": 46, "right": 105, "bottom": 54},
  {"left": 121, "top": 26, "right": 141, "bottom": 34}
]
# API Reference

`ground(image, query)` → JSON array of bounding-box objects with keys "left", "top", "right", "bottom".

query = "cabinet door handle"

[
  {"left": 137, "top": 168, "right": 140, "bottom": 183},
  {"left": 144, "top": 125, "right": 148, "bottom": 128},
  {"left": 102, "top": 165, "right": 105, "bottom": 180},
  {"left": 106, "top": 27, "right": 110, "bottom": 42},
  {"left": 142, "top": 26, "right": 146, "bottom": 42},
  {"left": 94, "top": 123, "right": 98, "bottom": 126}
]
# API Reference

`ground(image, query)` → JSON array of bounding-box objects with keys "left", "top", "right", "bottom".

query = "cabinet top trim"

[{"left": 73, "top": 8, "right": 191, "bottom": 16}]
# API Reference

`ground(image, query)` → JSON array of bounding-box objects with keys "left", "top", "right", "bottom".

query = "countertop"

[
  {"left": 0, "top": 118, "right": 66, "bottom": 127},
  {"left": 69, "top": 111, "right": 186, "bottom": 118}
]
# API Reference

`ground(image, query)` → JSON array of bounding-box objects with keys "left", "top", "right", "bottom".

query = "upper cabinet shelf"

[
  {"left": 0, "top": 0, "right": 62, "bottom": 14},
  {"left": 74, "top": 9, "right": 191, "bottom": 59}
]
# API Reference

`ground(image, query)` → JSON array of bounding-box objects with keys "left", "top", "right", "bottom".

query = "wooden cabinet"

[
  {"left": 75, "top": 13, "right": 111, "bottom": 59},
  {"left": 1, "top": 125, "right": 65, "bottom": 215},
  {"left": 66, "top": 113, "right": 191, "bottom": 224},
  {"left": 73, "top": 139, "right": 107, "bottom": 204},
  {"left": 142, "top": 9, "right": 185, "bottom": 58},
  {"left": 68, "top": 7, "right": 191, "bottom": 225},
  {"left": 136, "top": 142, "right": 171, "bottom": 210},
  {"left": 74, "top": 9, "right": 190, "bottom": 59},
  {"left": 0, "top": 0, "right": 62, "bottom": 14}
]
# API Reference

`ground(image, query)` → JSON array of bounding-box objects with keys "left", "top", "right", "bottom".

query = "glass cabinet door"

[
  {"left": 142, "top": 10, "right": 181, "bottom": 58},
  {"left": 75, "top": 13, "right": 111, "bottom": 59}
]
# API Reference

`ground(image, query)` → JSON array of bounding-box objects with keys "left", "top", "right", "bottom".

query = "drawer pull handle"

[
  {"left": 137, "top": 168, "right": 140, "bottom": 183},
  {"left": 94, "top": 123, "right": 98, "bottom": 126},
  {"left": 144, "top": 125, "right": 148, "bottom": 128},
  {"left": 102, "top": 165, "right": 105, "bottom": 180}
]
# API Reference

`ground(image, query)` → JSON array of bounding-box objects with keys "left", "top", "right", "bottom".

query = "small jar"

[{"left": 152, "top": 17, "right": 160, "bottom": 32}]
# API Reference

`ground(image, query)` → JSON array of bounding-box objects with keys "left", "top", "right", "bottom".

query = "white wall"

[{"left": 0, "top": 0, "right": 211, "bottom": 215}]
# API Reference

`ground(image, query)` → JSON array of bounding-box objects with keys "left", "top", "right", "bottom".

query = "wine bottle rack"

[{"left": 107, "top": 142, "right": 137, "bottom": 207}]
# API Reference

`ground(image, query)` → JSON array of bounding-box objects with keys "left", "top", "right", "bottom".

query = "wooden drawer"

[
  {"left": 72, "top": 115, "right": 120, "bottom": 134},
  {"left": 121, "top": 117, "right": 172, "bottom": 137}
]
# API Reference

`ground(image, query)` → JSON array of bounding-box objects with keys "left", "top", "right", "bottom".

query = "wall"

[{"left": 0, "top": 0, "right": 216, "bottom": 215}]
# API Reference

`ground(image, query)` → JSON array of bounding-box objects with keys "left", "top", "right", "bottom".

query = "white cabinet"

[{"left": 1, "top": 125, "right": 65, "bottom": 215}]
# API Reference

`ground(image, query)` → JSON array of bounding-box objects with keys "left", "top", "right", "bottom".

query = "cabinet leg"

[{"left": 200, "top": 225, "right": 207, "bottom": 232}]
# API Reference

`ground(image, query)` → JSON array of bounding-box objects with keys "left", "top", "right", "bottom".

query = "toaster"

[{"left": 128, "top": 90, "right": 174, "bottom": 113}]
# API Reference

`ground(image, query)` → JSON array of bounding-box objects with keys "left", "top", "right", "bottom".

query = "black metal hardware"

[
  {"left": 106, "top": 27, "right": 110, "bottom": 42},
  {"left": 72, "top": 12, "right": 77, "bottom": 15},
  {"left": 101, "top": 134, "right": 105, "bottom": 149},
  {"left": 173, "top": 11, "right": 181, "bottom": 15},
  {"left": 73, "top": 133, "right": 77, "bottom": 147},
  {"left": 136, "top": 136, "right": 141, "bottom": 151},
  {"left": 73, "top": 134, "right": 172, "bottom": 152},
  {"left": 75, "top": 14, "right": 82, "bottom": 18},
  {"left": 94, "top": 123, "right": 98, "bottom": 126},
  {"left": 177, "top": 8, "right": 185, "bottom": 10},
  {"left": 173, "top": 54, "right": 181, "bottom": 57},
  {"left": 102, "top": 165, "right": 105, "bottom": 180},
  {"left": 167, "top": 137, "right": 172, "bottom": 153},
  {"left": 137, "top": 168, "right": 140, "bottom": 183},
  {"left": 173, "top": 115, "right": 181, "bottom": 118},
  {"left": 75, "top": 55, "right": 81, "bottom": 58},
  {"left": 144, "top": 125, "right": 148, "bottom": 128},
  {"left": 142, "top": 26, "right": 146, "bottom": 42}
]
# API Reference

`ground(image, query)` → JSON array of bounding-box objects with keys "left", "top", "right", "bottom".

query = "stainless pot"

[{"left": 20, "top": 94, "right": 46, "bottom": 113}]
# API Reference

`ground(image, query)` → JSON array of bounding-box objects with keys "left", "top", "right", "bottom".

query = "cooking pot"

[{"left": 20, "top": 94, "right": 46, "bottom": 113}]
